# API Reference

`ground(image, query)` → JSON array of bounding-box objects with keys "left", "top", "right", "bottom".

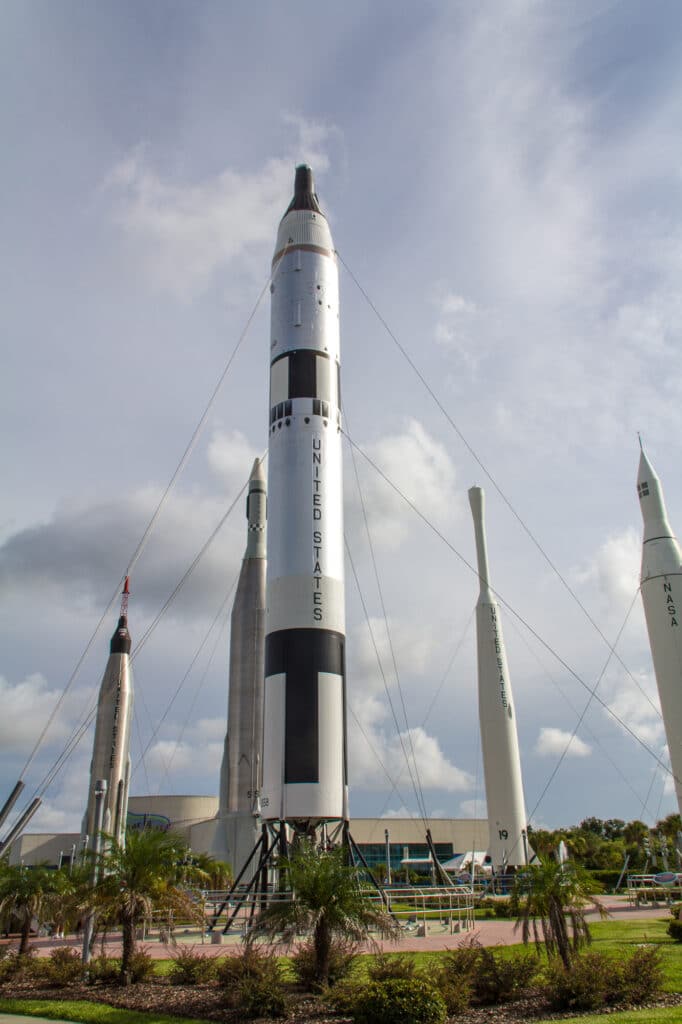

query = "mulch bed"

[{"left": 3, "top": 978, "right": 682, "bottom": 1023}]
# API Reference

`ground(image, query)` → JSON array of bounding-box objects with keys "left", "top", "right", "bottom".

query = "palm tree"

[
  {"left": 0, "top": 863, "right": 59, "bottom": 954},
  {"left": 511, "top": 859, "right": 605, "bottom": 969},
  {"left": 88, "top": 828, "right": 203, "bottom": 981},
  {"left": 254, "top": 841, "right": 399, "bottom": 987}
]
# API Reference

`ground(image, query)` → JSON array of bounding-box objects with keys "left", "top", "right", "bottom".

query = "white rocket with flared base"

[
  {"left": 261, "top": 165, "right": 348, "bottom": 829},
  {"left": 82, "top": 581, "right": 133, "bottom": 848},
  {"left": 469, "top": 487, "right": 528, "bottom": 870},
  {"left": 638, "top": 448, "right": 682, "bottom": 814}
]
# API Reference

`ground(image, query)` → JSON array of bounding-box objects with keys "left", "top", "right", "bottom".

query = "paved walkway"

[{"left": 0, "top": 893, "right": 672, "bottom": 959}]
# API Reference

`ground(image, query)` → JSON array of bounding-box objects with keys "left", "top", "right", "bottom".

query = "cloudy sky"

[{"left": 3, "top": 0, "right": 682, "bottom": 840}]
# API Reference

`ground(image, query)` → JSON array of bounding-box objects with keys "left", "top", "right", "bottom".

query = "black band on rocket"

[{"left": 265, "top": 628, "right": 345, "bottom": 784}]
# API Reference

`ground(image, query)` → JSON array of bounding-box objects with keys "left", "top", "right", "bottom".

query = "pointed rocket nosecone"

[
  {"left": 285, "top": 164, "right": 322, "bottom": 215},
  {"left": 110, "top": 616, "right": 131, "bottom": 655},
  {"left": 638, "top": 448, "right": 675, "bottom": 546}
]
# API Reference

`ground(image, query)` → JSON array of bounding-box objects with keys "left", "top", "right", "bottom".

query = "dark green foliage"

[
  {"left": 545, "top": 952, "right": 614, "bottom": 1011},
  {"left": 478, "top": 896, "right": 514, "bottom": 918},
  {"left": 438, "top": 938, "right": 482, "bottom": 984},
  {"left": 0, "top": 949, "right": 34, "bottom": 984},
  {"left": 668, "top": 918, "right": 682, "bottom": 941},
  {"left": 43, "top": 948, "right": 82, "bottom": 987},
  {"left": 588, "top": 869, "right": 624, "bottom": 890},
  {"left": 290, "top": 937, "right": 357, "bottom": 990},
  {"left": 167, "top": 946, "right": 215, "bottom": 985},
  {"left": 126, "top": 949, "right": 155, "bottom": 984},
  {"left": 86, "top": 956, "right": 122, "bottom": 986},
  {"left": 470, "top": 946, "right": 537, "bottom": 1004},
  {"left": 254, "top": 842, "right": 398, "bottom": 988},
  {"left": 352, "top": 978, "right": 446, "bottom": 1024},
  {"left": 217, "top": 945, "right": 287, "bottom": 1019},
  {"left": 433, "top": 972, "right": 471, "bottom": 1015},
  {"left": 545, "top": 946, "right": 664, "bottom": 1011},
  {"left": 234, "top": 975, "right": 288, "bottom": 1019},
  {"left": 620, "top": 945, "right": 664, "bottom": 1004},
  {"left": 367, "top": 954, "right": 417, "bottom": 982},
  {"left": 216, "top": 943, "right": 281, "bottom": 988}
]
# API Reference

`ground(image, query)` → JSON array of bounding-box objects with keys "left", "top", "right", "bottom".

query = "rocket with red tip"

[{"left": 82, "top": 579, "right": 133, "bottom": 846}]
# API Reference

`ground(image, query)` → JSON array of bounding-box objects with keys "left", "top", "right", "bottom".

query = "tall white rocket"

[
  {"left": 83, "top": 580, "right": 133, "bottom": 847},
  {"left": 638, "top": 448, "right": 682, "bottom": 814},
  {"left": 261, "top": 165, "right": 348, "bottom": 828},
  {"left": 214, "top": 458, "right": 267, "bottom": 870},
  {"left": 469, "top": 487, "right": 528, "bottom": 869}
]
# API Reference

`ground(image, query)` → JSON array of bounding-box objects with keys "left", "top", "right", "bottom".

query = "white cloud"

[
  {"left": 603, "top": 670, "right": 665, "bottom": 748},
  {"left": 207, "top": 430, "right": 261, "bottom": 484},
  {"left": 381, "top": 805, "right": 417, "bottom": 819},
  {"left": 103, "top": 117, "right": 333, "bottom": 299},
  {"left": 0, "top": 673, "right": 65, "bottom": 752},
  {"left": 574, "top": 528, "right": 641, "bottom": 609},
  {"left": 535, "top": 726, "right": 591, "bottom": 758},
  {"left": 459, "top": 798, "right": 487, "bottom": 818},
  {"left": 347, "top": 419, "right": 460, "bottom": 549}
]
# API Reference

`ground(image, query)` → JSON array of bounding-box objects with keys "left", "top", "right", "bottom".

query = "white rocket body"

[
  {"left": 261, "top": 166, "right": 348, "bottom": 826},
  {"left": 469, "top": 487, "right": 528, "bottom": 869},
  {"left": 638, "top": 450, "right": 682, "bottom": 813},
  {"left": 83, "top": 613, "right": 133, "bottom": 847},
  {"left": 214, "top": 459, "right": 266, "bottom": 870}
]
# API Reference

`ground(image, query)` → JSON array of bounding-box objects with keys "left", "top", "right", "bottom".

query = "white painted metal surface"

[
  {"left": 261, "top": 166, "right": 347, "bottom": 825},
  {"left": 469, "top": 486, "right": 528, "bottom": 869},
  {"left": 82, "top": 615, "right": 133, "bottom": 847},
  {"left": 638, "top": 449, "right": 682, "bottom": 814}
]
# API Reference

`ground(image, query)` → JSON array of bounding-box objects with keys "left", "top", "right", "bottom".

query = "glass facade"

[{"left": 357, "top": 842, "right": 454, "bottom": 871}]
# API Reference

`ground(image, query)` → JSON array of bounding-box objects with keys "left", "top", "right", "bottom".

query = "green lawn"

[
  {"left": 535, "top": 1010, "right": 682, "bottom": 1024},
  {"left": 0, "top": 1000, "right": 206, "bottom": 1024}
]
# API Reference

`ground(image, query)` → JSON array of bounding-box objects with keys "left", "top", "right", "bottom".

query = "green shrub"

[
  {"left": 216, "top": 943, "right": 281, "bottom": 989},
  {"left": 620, "top": 946, "right": 664, "bottom": 1004},
  {"left": 367, "top": 953, "right": 417, "bottom": 982},
  {"left": 86, "top": 955, "right": 121, "bottom": 985},
  {"left": 352, "top": 978, "right": 447, "bottom": 1024},
  {"left": 327, "top": 979, "right": 364, "bottom": 1016},
  {"left": 236, "top": 975, "right": 288, "bottom": 1019},
  {"left": 168, "top": 946, "right": 215, "bottom": 985},
  {"left": 439, "top": 938, "right": 481, "bottom": 983},
  {"left": 471, "top": 946, "right": 537, "bottom": 1004},
  {"left": 668, "top": 918, "right": 682, "bottom": 941},
  {"left": 433, "top": 972, "right": 471, "bottom": 1015},
  {"left": 127, "top": 948, "right": 155, "bottom": 983},
  {"left": 545, "top": 952, "right": 615, "bottom": 1011},
  {"left": 290, "top": 937, "right": 357, "bottom": 990},
  {"left": 588, "top": 869, "right": 621, "bottom": 891},
  {"left": 43, "top": 947, "right": 82, "bottom": 987}
]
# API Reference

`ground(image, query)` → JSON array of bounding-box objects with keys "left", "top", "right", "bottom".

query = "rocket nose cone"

[
  {"left": 285, "top": 164, "right": 322, "bottom": 215},
  {"left": 637, "top": 448, "right": 656, "bottom": 487},
  {"left": 249, "top": 457, "right": 265, "bottom": 487},
  {"left": 110, "top": 615, "right": 131, "bottom": 655}
]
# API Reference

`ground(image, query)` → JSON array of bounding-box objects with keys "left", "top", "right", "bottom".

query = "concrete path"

[{"left": 0, "top": 893, "right": 672, "bottom": 959}]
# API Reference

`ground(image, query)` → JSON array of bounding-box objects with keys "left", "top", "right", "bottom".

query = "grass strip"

[
  {"left": 0, "top": 999, "right": 206, "bottom": 1024},
  {"left": 536, "top": 1009, "right": 682, "bottom": 1024}
]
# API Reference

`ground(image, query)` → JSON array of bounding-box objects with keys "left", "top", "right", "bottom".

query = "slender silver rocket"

[
  {"left": 469, "top": 487, "right": 528, "bottom": 869},
  {"left": 261, "top": 165, "right": 348, "bottom": 827},
  {"left": 638, "top": 448, "right": 682, "bottom": 814},
  {"left": 214, "top": 459, "right": 267, "bottom": 870},
  {"left": 83, "top": 579, "right": 133, "bottom": 847}
]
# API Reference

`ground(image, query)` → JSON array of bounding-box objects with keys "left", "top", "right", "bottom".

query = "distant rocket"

[
  {"left": 261, "top": 165, "right": 348, "bottom": 829},
  {"left": 638, "top": 448, "right": 682, "bottom": 814},
  {"left": 83, "top": 579, "right": 133, "bottom": 847},
  {"left": 219, "top": 458, "right": 267, "bottom": 818},
  {"left": 469, "top": 487, "right": 528, "bottom": 870}
]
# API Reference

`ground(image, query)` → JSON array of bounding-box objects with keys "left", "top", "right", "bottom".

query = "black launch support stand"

[{"left": 207, "top": 818, "right": 396, "bottom": 935}]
